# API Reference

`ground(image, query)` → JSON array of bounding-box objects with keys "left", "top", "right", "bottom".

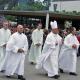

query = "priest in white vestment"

[
  {"left": 0, "top": 21, "right": 11, "bottom": 71},
  {"left": 36, "top": 21, "right": 62, "bottom": 79},
  {"left": 29, "top": 23, "right": 43, "bottom": 64},
  {"left": 5, "top": 25, "right": 28, "bottom": 80},
  {"left": 59, "top": 27, "right": 79, "bottom": 76}
]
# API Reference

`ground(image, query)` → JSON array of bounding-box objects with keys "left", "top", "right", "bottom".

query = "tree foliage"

[
  {"left": 0, "top": 0, "right": 45, "bottom": 11},
  {"left": 0, "top": 0, "right": 10, "bottom": 5},
  {"left": 12, "top": 1, "right": 45, "bottom": 11},
  {"left": 0, "top": 0, "right": 18, "bottom": 10}
]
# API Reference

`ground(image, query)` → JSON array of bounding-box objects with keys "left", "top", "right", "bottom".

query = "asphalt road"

[{"left": 0, "top": 55, "right": 80, "bottom": 80}]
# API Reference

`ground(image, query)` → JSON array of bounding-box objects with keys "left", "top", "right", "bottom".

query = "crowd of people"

[{"left": 0, "top": 20, "right": 80, "bottom": 80}]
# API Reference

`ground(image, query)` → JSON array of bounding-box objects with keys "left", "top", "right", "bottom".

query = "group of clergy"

[
  {"left": 0, "top": 21, "right": 28, "bottom": 80},
  {"left": 29, "top": 20, "right": 79, "bottom": 79},
  {"left": 0, "top": 20, "right": 79, "bottom": 80}
]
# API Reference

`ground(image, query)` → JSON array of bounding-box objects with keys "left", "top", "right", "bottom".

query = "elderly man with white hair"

[
  {"left": 36, "top": 20, "right": 62, "bottom": 79},
  {"left": 4, "top": 25, "right": 28, "bottom": 80}
]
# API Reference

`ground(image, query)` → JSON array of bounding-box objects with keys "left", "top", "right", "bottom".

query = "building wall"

[{"left": 49, "top": 1, "right": 80, "bottom": 12}]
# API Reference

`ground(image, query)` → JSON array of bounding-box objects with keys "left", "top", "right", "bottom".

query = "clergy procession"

[{"left": 0, "top": 19, "right": 80, "bottom": 80}]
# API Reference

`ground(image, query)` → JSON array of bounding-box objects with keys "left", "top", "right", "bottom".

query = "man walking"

[
  {"left": 36, "top": 21, "right": 62, "bottom": 79},
  {"left": 0, "top": 21, "right": 11, "bottom": 71},
  {"left": 29, "top": 23, "right": 43, "bottom": 64},
  {"left": 5, "top": 25, "right": 28, "bottom": 80}
]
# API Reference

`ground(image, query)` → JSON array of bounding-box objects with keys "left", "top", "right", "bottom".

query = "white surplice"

[
  {"left": 5, "top": 32, "right": 28, "bottom": 76},
  {"left": 36, "top": 32, "right": 62, "bottom": 77},
  {"left": 0, "top": 28, "right": 11, "bottom": 70},
  {"left": 29, "top": 29, "right": 43, "bottom": 63},
  {"left": 59, "top": 33, "right": 79, "bottom": 73}
]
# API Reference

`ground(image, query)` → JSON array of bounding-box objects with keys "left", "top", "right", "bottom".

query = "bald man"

[{"left": 4, "top": 25, "right": 28, "bottom": 80}]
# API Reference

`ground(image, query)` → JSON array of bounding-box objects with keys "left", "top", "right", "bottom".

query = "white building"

[{"left": 49, "top": 0, "right": 80, "bottom": 12}]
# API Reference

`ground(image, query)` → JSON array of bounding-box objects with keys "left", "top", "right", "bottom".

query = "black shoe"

[
  {"left": 0, "top": 70, "right": 5, "bottom": 73},
  {"left": 30, "top": 62, "right": 36, "bottom": 65},
  {"left": 30, "top": 62, "right": 34, "bottom": 64},
  {"left": 6, "top": 76, "right": 11, "bottom": 78},
  {"left": 59, "top": 68, "right": 64, "bottom": 73},
  {"left": 49, "top": 75, "right": 60, "bottom": 79},
  {"left": 45, "top": 73, "right": 48, "bottom": 76},
  {"left": 18, "top": 75, "right": 26, "bottom": 80},
  {"left": 69, "top": 72, "right": 77, "bottom": 76},
  {"left": 53, "top": 75, "right": 60, "bottom": 79}
]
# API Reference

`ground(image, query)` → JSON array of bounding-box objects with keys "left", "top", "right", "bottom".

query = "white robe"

[
  {"left": 59, "top": 34, "right": 79, "bottom": 73},
  {"left": 36, "top": 32, "right": 62, "bottom": 77},
  {"left": 0, "top": 28, "right": 11, "bottom": 70},
  {"left": 29, "top": 29, "right": 43, "bottom": 63},
  {"left": 5, "top": 32, "right": 28, "bottom": 76}
]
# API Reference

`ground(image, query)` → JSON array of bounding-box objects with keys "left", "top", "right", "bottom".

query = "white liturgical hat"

[{"left": 50, "top": 20, "right": 58, "bottom": 29}]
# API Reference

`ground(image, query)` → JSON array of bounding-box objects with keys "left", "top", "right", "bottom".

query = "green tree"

[
  {"left": 0, "top": 0, "right": 9, "bottom": 9},
  {"left": 0, "top": 0, "right": 18, "bottom": 10},
  {"left": 0, "top": 0, "right": 10, "bottom": 5},
  {"left": 12, "top": 1, "right": 45, "bottom": 11},
  {"left": 43, "top": 0, "right": 51, "bottom": 10}
]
